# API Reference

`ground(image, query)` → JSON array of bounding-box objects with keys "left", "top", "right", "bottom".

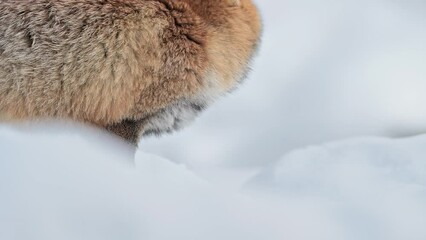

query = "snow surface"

[
  {"left": 1, "top": 124, "right": 426, "bottom": 240},
  {"left": 1, "top": 0, "right": 426, "bottom": 239}
]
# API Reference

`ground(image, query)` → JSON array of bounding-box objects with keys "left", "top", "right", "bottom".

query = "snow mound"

[
  {"left": 250, "top": 136, "right": 426, "bottom": 240},
  {"left": 1, "top": 124, "right": 426, "bottom": 240}
]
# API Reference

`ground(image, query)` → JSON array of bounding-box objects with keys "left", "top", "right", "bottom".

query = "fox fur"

[{"left": 0, "top": 0, "right": 262, "bottom": 144}]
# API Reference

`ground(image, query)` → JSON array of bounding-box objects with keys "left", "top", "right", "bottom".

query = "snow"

[
  {"left": 1, "top": 0, "right": 426, "bottom": 239},
  {"left": 251, "top": 136, "right": 426, "bottom": 240},
  {"left": 1, "top": 125, "right": 426, "bottom": 240}
]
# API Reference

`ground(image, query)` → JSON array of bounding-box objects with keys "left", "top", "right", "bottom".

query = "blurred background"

[{"left": 141, "top": 0, "right": 426, "bottom": 183}]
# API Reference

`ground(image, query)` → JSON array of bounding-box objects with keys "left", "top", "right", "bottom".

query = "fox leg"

[{"left": 105, "top": 119, "right": 146, "bottom": 145}]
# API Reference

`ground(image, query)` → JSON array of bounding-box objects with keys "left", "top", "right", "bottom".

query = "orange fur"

[{"left": 0, "top": 0, "right": 262, "bottom": 144}]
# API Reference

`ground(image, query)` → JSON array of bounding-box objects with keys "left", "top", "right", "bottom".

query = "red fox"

[{"left": 0, "top": 0, "right": 262, "bottom": 144}]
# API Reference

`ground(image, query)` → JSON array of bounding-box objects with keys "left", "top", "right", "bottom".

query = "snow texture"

[
  {"left": 1, "top": 0, "right": 426, "bottom": 239},
  {"left": 1, "top": 125, "right": 426, "bottom": 240}
]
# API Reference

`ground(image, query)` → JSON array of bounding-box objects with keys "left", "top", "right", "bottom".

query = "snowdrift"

[{"left": 1, "top": 124, "right": 425, "bottom": 240}]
